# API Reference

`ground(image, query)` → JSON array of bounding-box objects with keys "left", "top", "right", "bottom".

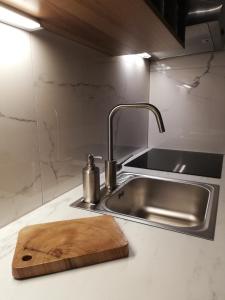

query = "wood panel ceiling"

[{"left": 0, "top": 0, "right": 183, "bottom": 56}]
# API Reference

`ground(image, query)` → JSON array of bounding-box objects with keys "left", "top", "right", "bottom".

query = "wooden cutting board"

[{"left": 12, "top": 215, "right": 128, "bottom": 279}]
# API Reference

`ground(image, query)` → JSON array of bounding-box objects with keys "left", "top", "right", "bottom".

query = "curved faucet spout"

[
  {"left": 105, "top": 102, "right": 165, "bottom": 192},
  {"left": 108, "top": 103, "right": 165, "bottom": 161}
]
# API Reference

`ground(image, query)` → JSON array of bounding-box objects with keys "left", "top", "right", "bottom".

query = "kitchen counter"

[{"left": 0, "top": 153, "right": 225, "bottom": 300}]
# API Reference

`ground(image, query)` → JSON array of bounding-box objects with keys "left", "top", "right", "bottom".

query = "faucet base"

[{"left": 105, "top": 160, "right": 117, "bottom": 192}]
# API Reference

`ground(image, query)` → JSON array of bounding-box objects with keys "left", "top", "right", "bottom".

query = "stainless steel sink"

[
  {"left": 71, "top": 172, "right": 219, "bottom": 240},
  {"left": 103, "top": 177, "right": 209, "bottom": 228}
]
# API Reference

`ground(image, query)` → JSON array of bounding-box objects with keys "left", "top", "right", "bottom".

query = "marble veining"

[
  {"left": 0, "top": 174, "right": 41, "bottom": 200},
  {"left": 188, "top": 53, "right": 214, "bottom": 89},
  {"left": 38, "top": 74, "right": 124, "bottom": 99},
  {"left": 149, "top": 51, "right": 225, "bottom": 153},
  {"left": 42, "top": 121, "right": 58, "bottom": 180},
  {"left": 0, "top": 22, "right": 149, "bottom": 227},
  {"left": 0, "top": 111, "right": 36, "bottom": 123}
]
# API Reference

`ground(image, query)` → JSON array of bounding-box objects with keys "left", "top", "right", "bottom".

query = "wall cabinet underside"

[{"left": 1, "top": 0, "right": 183, "bottom": 55}]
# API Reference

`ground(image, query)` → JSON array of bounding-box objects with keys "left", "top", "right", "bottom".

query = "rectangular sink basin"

[
  {"left": 71, "top": 172, "right": 219, "bottom": 240},
  {"left": 103, "top": 177, "right": 210, "bottom": 228}
]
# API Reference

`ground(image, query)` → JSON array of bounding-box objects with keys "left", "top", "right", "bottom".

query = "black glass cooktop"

[{"left": 125, "top": 148, "right": 223, "bottom": 179}]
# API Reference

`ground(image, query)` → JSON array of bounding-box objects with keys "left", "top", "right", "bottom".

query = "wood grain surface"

[
  {"left": 12, "top": 215, "right": 129, "bottom": 279},
  {"left": 1, "top": 0, "right": 183, "bottom": 55}
]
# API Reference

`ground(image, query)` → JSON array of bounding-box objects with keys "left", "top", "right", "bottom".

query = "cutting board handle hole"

[{"left": 22, "top": 255, "right": 32, "bottom": 261}]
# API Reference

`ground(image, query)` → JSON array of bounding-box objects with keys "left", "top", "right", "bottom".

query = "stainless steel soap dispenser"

[{"left": 83, "top": 154, "right": 101, "bottom": 204}]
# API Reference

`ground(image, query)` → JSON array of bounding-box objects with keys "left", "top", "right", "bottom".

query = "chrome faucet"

[{"left": 105, "top": 103, "right": 165, "bottom": 192}]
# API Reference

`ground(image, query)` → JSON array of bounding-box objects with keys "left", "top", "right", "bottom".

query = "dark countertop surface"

[{"left": 125, "top": 148, "right": 224, "bottom": 179}]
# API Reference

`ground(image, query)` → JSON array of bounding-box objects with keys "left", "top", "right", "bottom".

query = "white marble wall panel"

[
  {"left": 30, "top": 30, "right": 149, "bottom": 203},
  {"left": 0, "top": 22, "right": 150, "bottom": 226},
  {"left": 0, "top": 23, "right": 42, "bottom": 227},
  {"left": 149, "top": 51, "right": 225, "bottom": 153}
]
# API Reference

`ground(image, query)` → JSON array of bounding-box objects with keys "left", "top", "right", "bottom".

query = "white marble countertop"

[{"left": 0, "top": 156, "right": 225, "bottom": 300}]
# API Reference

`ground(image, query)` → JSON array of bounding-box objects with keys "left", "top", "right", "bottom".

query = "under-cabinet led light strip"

[{"left": 0, "top": 5, "right": 41, "bottom": 31}]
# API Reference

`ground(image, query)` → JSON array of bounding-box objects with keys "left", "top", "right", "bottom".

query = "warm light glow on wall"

[
  {"left": 120, "top": 52, "right": 151, "bottom": 71},
  {"left": 0, "top": 5, "right": 41, "bottom": 31},
  {"left": 137, "top": 52, "right": 151, "bottom": 59},
  {"left": 121, "top": 54, "right": 145, "bottom": 69},
  {"left": 155, "top": 63, "right": 171, "bottom": 71},
  {"left": 0, "top": 23, "right": 30, "bottom": 67}
]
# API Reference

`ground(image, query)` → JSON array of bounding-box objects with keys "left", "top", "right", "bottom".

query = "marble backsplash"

[
  {"left": 0, "top": 23, "right": 150, "bottom": 228},
  {"left": 148, "top": 51, "right": 225, "bottom": 154}
]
